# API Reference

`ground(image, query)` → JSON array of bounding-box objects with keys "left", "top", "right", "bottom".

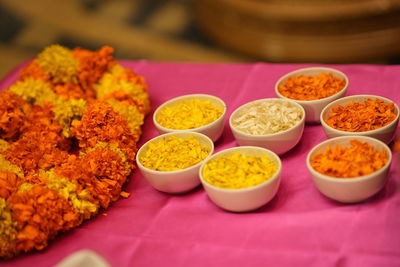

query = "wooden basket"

[{"left": 194, "top": 0, "right": 400, "bottom": 63}]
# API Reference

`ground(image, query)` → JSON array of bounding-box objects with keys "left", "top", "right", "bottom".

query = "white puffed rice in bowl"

[{"left": 229, "top": 98, "right": 306, "bottom": 155}]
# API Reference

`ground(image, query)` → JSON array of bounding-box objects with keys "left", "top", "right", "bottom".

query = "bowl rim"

[
  {"left": 136, "top": 131, "right": 215, "bottom": 174},
  {"left": 320, "top": 94, "right": 400, "bottom": 135},
  {"left": 199, "top": 146, "right": 282, "bottom": 192},
  {"left": 274, "top": 66, "right": 349, "bottom": 104},
  {"left": 229, "top": 97, "right": 306, "bottom": 138},
  {"left": 153, "top": 93, "right": 227, "bottom": 132},
  {"left": 306, "top": 135, "right": 392, "bottom": 182}
]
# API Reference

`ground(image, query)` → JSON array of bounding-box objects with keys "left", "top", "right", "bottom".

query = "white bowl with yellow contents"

[
  {"left": 136, "top": 132, "right": 214, "bottom": 194},
  {"left": 153, "top": 94, "right": 226, "bottom": 142},
  {"left": 199, "top": 146, "right": 282, "bottom": 212}
]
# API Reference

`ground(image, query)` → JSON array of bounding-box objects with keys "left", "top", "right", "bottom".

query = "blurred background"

[{"left": 1, "top": 0, "right": 400, "bottom": 78}]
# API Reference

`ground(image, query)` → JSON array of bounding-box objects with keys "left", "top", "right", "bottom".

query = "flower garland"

[{"left": 0, "top": 44, "right": 150, "bottom": 258}]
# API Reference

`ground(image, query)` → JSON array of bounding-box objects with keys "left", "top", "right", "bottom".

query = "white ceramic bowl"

[
  {"left": 275, "top": 67, "right": 349, "bottom": 123},
  {"left": 229, "top": 98, "right": 305, "bottom": 155},
  {"left": 199, "top": 146, "right": 282, "bottom": 212},
  {"left": 307, "top": 136, "right": 392, "bottom": 203},
  {"left": 136, "top": 132, "right": 214, "bottom": 194},
  {"left": 153, "top": 94, "right": 226, "bottom": 142},
  {"left": 320, "top": 94, "right": 399, "bottom": 144}
]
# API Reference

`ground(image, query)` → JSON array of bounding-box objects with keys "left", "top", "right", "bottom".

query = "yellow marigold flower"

[
  {"left": 39, "top": 169, "right": 98, "bottom": 218},
  {"left": 0, "top": 155, "right": 24, "bottom": 178},
  {"left": 9, "top": 77, "right": 57, "bottom": 106},
  {"left": 54, "top": 98, "right": 87, "bottom": 137},
  {"left": 202, "top": 152, "right": 278, "bottom": 189},
  {"left": 17, "top": 182, "right": 34, "bottom": 193},
  {"left": 107, "top": 98, "right": 144, "bottom": 138},
  {"left": 156, "top": 99, "right": 223, "bottom": 130},
  {"left": 36, "top": 44, "right": 79, "bottom": 84},
  {"left": 140, "top": 135, "right": 210, "bottom": 171},
  {"left": 0, "top": 198, "right": 18, "bottom": 259},
  {"left": 94, "top": 64, "right": 150, "bottom": 110},
  {"left": 0, "top": 139, "right": 9, "bottom": 153}
]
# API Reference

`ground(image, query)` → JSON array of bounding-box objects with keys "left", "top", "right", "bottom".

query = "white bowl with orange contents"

[
  {"left": 275, "top": 67, "right": 349, "bottom": 123},
  {"left": 306, "top": 136, "right": 392, "bottom": 203},
  {"left": 153, "top": 94, "right": 226, "bottom": 142},
  {"left": 320, "top": 94, "right": 399, "bottom": 144},
  {"left": 199, "top": 146, "right": 282, "bottom": 212},
  {"left": 229, "top": 98, "right": 305, "bottom": 155},
  {"left": 136, "top": 132, "right": 214, "bottom": 194}
]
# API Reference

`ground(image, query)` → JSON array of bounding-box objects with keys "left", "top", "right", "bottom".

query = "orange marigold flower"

[
  {"left": 79, "top": 146, "right": 130, "bottom": 208},
  {"left": 20, "top": 104, "right": 71, "bottom": 150},
  {"left": 105, "top": 90, "right": 150, "bottom": 116},
  {"left": 53, "top": 82, "right": 95, "bottom": 101},
  {"left": 4, "top": 128, "right": 70, "bottom": 176},
  {"left": 7, "top": 185, "right": 80, "bottom": 254},
  {"left": 71, "top": 101, "right": 138, "bottom": 169},
  {"left": 0, "top": 91, "right": 31, "bottom": 141},
  {"left": 0, "top": 171, "right": 19, "bottom": 199},
  {"left": 54, "top": 155, "right": 100, "bottom": 208},
  {"left": 72, "top": 45, "right": 116, "bottom": 92},
  {"left": 19, "top": 60, "right": 51, "bottom": 83}
]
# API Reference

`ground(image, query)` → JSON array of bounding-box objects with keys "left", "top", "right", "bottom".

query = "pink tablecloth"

[{"left": 1, "top": 61, "right": 399, "bottom": 267}]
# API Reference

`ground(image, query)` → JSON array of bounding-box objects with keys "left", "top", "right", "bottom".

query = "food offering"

[
  {"left": 277, "top": 73, "right": 346, "bottom": 101},
  {"left": 307, "top": 136, "right": 392, "bottom": 203},
  {"left": 275, "top": 67, "right": 348, "bottom": 123},
  {"left": 156, "top": 99, "right": 222, "bottom": 130},
  {"left": 0, "top": 44, "right": 150, "bottom": 258},
  {"left": 231, "top": 99, "right": 302, "bottom": 135},
  {"left": 153, "top": 94, "right": 226, "bottom": 142},
  {"left": 311, "top": 139, "right": 388, "bottom": 178},
  {"left": 139, "top": 135, "right": 210, "bottom": 171},
  {"left": 325, "top": 99, "right": 396, "bottom": 131},
  {"left": 320, "top": 95, "right": 399, "bottom": 144},
  {"left": 229, "top": 98, "right": 305, "bottom": 155},
  {"left": 136, "top": 132, "right": 214, "bottom": 194},
  {"left": 199, "top": 146, "right": 282, "bottom": 212},
  {"left": 202, "top": 152, "right": 278, "bottom": 189}
]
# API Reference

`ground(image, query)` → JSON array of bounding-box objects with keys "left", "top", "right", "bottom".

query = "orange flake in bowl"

[
  {"left": 278, "top": 73, "right": 346, "bottom": 101},
  {"left": 311, "top": 139, "right": 388, "bottom": 178},
  {"left": 326, "top": 98, "right": 396, "bottom": 132}
]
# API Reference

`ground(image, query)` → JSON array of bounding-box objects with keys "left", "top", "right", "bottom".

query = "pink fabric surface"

[{"left": 1, "top": 61, "right": 399, "bottom": 267}]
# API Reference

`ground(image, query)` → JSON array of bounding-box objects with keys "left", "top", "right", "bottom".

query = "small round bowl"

[
  {"left": 153, "top": 94, "right": 226, "bottom": 142},
  {"left": 320, "top": 94, "right": 399, "bottom": 144},
  {"left": 199, "top": 146, "right": 282, "bottom": 212},
  {"left": 275, "top": 67, "right": 349, "bottom": 123},
  {"left": 229, "top": 98, "right": 305, "bottom": 155},
  {"left": 136, "top": 132, "right": 214, "bottom": 194},
  {"left": 307, "top": 136, "right": 392, "bottom": 203}
]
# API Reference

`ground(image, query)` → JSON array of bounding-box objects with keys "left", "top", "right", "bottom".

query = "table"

[{"left": 1, "top": 61, "right": 399, "bottom": 267}]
